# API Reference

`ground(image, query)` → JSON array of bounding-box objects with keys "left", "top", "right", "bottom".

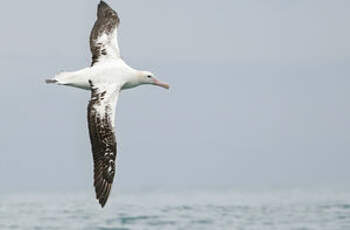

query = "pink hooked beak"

[{"left": 153, "top": 79, "right": 170, "bottom": 89}]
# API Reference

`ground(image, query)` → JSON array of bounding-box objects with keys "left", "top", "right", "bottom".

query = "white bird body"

[
  {"left": 46, "top": 1, "right": 169, "bottom": 208},
  {"left": 53, "top": 59, "right": 140, "bottom": 90}
]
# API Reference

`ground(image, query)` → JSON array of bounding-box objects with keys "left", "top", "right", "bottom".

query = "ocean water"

[{"left": 1, "top": 188, "right": 350, "bottom": 230}]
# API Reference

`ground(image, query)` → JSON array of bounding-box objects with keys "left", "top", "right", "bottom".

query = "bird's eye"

[{"left": 147, "top": 75, "right": 152, "bottom": 78}]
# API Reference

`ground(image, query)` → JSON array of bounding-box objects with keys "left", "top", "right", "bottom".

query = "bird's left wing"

[
  {"left": 90, "top": 1, "right": 120, "bottom": 66},
  {"left": 87, "top": 80, "right": 121, "bottom": 207}
]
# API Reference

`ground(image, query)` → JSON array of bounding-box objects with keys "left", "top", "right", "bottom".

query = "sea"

[{"left": 0, "top": 188, "right": 350, "bottom": 230}]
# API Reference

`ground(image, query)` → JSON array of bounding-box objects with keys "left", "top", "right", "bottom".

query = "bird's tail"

[
  {"left": 45, "top": 72, "right": 70, "bottom": 85},
  {"left": 45, "top": 78, "right": 58, "bottom": 84}
]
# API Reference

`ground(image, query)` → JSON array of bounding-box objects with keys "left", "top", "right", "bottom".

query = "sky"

[{"left": 0, "top": 0, "right": 349, "bottom": 193}]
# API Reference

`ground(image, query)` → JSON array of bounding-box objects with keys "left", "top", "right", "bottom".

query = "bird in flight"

[{"left": 46, "top": 1, "right": 169, "bottom": 207}]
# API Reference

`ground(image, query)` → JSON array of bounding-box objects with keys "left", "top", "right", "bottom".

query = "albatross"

[{"left": 45, "top": 1, "right": 169, "bottom": 207}]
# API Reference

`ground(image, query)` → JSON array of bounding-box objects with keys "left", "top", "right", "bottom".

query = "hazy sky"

[{"left": 0, "top": 0, "right": 349, "bottom": 193}]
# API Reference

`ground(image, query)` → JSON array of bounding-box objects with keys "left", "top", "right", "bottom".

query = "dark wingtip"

[
  {"left": 99, "top": 199, "right": 106, "bottom": 208},
  {"left": 97, "top": 1, "right": 111, "bottom": 18},
  {"left": 96, "top": 0, "right": 120, "bottom": 24},
  {"left": 97, "top": 193, "right": 108, "bottom": 208},
  {"left": 98, "top": 1, "right": 110, "bottom": 10},
  {"left": 98, "top": 183, "right": 112, "bottom": 208}
]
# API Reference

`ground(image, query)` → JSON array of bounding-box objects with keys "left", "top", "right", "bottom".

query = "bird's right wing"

[
  {"left": 87, "top": 80, "right": 121, "bottom": 207},
  {"left": 90, "top": 1, "right": 120, "bottom": 66}
]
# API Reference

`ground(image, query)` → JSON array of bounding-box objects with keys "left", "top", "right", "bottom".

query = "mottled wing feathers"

[
  {"left": 87, "top": 81, "right": 120, "bottom": 207},
  {"left": 90, "top": 1, "right": 120, "bottom": 66}
]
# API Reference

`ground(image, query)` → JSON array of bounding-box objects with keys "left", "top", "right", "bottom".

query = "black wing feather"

[
  {"left": 90, "top": 1, "right": 120, "bottom": 66},
  {"left": 87, "top": 81, "right": 118, "bottom": 207}
]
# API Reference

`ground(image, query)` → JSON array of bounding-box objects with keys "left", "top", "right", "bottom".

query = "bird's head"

[{"left": 138, "top": 71, "right": 170, "bottom": 89}]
